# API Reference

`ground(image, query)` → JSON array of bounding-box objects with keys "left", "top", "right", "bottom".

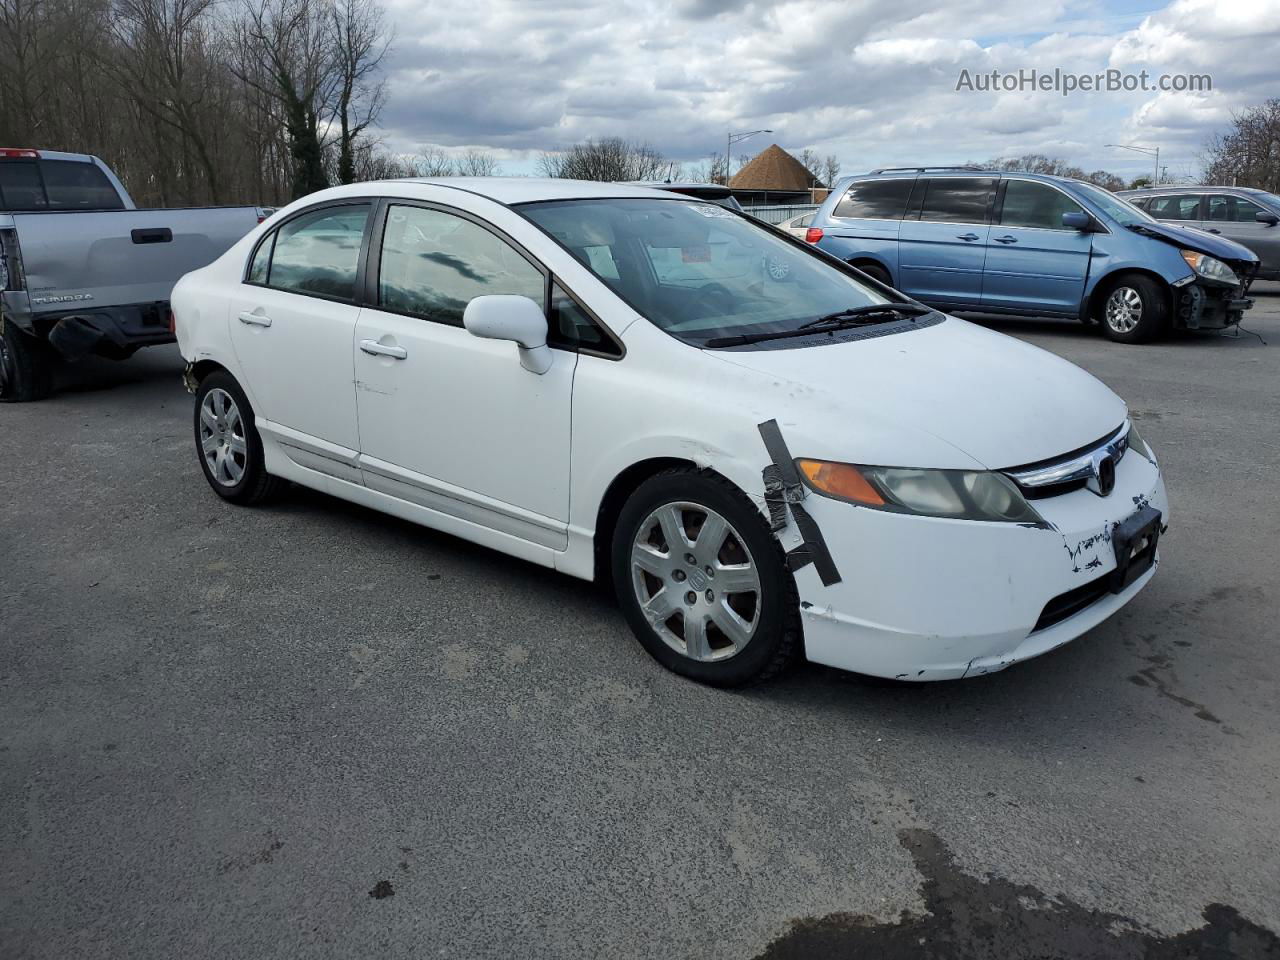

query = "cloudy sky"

[{"left": 375, "top": 0, "right": 1280, "bottom": 182}]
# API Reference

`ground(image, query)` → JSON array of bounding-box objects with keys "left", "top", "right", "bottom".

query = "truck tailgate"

[{"left": 12, "top": 207, "right": 259, "bottom": 315}]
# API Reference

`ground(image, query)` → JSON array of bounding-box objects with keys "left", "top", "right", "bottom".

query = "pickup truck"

[{"left": 1, "top": 148, "right": 270, "bottom": 401}]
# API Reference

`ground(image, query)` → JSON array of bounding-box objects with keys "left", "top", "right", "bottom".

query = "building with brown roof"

[{"left": 728, "top": 144, "right": 827, "bottom": 205}]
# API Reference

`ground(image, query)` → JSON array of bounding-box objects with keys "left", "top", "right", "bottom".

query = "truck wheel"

[
  {"left": 1099, "top": 274, "right": 1169, "bottom": 344},
  {"left": 611, "top": 467, "right": 802, "bottom": 687},
  {"left": 0, "top": 322, "right": 55, "bottom": 402},
  {"left": 193, "top": 371, "right": 286, "bottom": 505}
]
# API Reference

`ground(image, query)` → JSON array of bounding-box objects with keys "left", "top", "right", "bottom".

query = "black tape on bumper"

[{"left": 757, "top": 419, "right": 842, "bottom": 586}]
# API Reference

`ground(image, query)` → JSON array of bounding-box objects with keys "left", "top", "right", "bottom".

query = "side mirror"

[
  {"left": 1062, "top": 211, "right": 1092, "bottom": 231},
  {"left": 1256, "top": 210, "right": 1279, "bottom": 226},
  {"left": 464, "top": 295, "right": 553, "bottom": 374}
]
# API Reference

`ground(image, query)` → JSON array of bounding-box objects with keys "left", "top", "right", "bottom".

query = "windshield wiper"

[
  {"left": 798, "top": 302, "right": 933, "bottom": 330},
  {"left": 703, "top": 303, "right": 933, "bottom": 347}
]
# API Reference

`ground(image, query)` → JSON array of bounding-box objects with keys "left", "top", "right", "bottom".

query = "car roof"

[
  {"left": 1117, "top": 185, "right": 1268, "bottom": 195},
  {"left": 391, "top": 176, "right": 693, "bottom": 205},
  {"left": 833, "top": 170, "right": 1094, "bottom": 189}
]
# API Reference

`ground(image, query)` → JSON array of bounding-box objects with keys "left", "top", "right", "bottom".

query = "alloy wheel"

[
  {"left": 199, "top": 387, "right": 247, "bottom": 487},
  {"left": 1105, "top": 286, "right": 1143, "bottom": 333},
  {"left": 629, "top": 501, "right": 762, "bottom": 662}
]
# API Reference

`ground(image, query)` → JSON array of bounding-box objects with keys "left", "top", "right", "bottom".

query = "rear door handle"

[
  {"left": 1206, "top": 228, "right": 1221, "bottom": 234},
  {"left": 993, "top": 235, "right": 1018, "bottom": 244},
  {"left": 360, "top": 339, "right": 408, "bottom": 359},
  {"left": 956, "top": 232, "right": 980, "bottom": 242},
  {"left": 238, "top": 311, "right": 272, "bottom": 327}
]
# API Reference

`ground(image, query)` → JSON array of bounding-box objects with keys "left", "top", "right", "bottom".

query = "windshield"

[
  {"left": 518, "top": 198, "right": 890, "bottom": 345},
  {"left": 1074, "top": 182, "right": 1154, "bottom": 227}
]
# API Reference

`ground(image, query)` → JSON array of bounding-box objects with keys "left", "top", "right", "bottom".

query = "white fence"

[{"left": 742, "top": 203, "right": 821, "bottom": 225}]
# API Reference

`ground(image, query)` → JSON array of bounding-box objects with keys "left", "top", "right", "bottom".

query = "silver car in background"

[{"left": 1119, "top": 186, "right": 1280, "bottom": 280}]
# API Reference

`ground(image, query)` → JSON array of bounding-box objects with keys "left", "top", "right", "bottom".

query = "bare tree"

[
  {"left": 1203, "top": 99, "right": 1280, "bottom": 192},
  {"left": 229, "top": 0, "right": 336, "bottom": 199},
  {"left": 798, "top": 147, "right": 819, "bottom": 179},
  {"left": 986, "top": 154, "right": 1126, "bottom": 191},
  {"left": 821, "top": 154, "right": 840, "bottom": 188},
  {"left": 329, "top": 0, "right": 389, "bottom": 184},
  {"left": 454, "top": 149, "right": 500, "bottom": 177},
  {"left": 414, "top": 147, "right": 455, "bottom": 176},
  {"left": 538, "top": 137, "right": 667, "bottom": 181}
]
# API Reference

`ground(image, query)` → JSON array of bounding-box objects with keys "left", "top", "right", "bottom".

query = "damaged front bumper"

[
  {"left": 1173, "top": 267, "right": 1257, "bottom": 330},
  {"left": 789, "top": 448, "right": 1169, "bottom": 681}
]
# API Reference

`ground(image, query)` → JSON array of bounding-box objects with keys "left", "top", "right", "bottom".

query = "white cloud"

[{"left": 372, "top": 0, "right": 1280, "bottom": 181}]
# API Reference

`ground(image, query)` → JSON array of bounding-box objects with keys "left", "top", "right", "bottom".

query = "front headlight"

[
  {"left": 1181, "top": 250, "right": 1238, "bottom": 284},
  {"left": 796, "top": 459, "right": 1044, "bottom": 524}
]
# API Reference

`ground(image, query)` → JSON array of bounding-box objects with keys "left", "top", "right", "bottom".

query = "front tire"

[
  {"left": 193, "top": 371, "right": 285, "bottom": 505},
  {"left": 1099, "top": 274, "right": 1169, "bottom": 343},
  {"left": 611, "top": 468, "right": 801, "bottom": 686},
  {"left": 0, "top": 322, "right": 55, "bottom": 402}
]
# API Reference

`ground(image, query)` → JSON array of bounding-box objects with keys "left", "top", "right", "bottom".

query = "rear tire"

[
  {"left": 193, "top": 371, "right": 286, "bottom": 505},
  {"left": 853, "top": 261, "right": 892, "bottom": 287},
  {"left": 1098, "top": 274, "right": 1169, "bottom": 343},
  {"left": 0, "top": 321, "right": 55, "bottom": 402},
  {"left": 611, "top": 468, "right": 801, "bottom": 687}
]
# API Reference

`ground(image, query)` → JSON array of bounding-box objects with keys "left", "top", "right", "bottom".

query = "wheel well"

[
  {"left": 848, "top": 257, "right": 890, "bottom": 278},
  {"left": 190, "top": 359, "right": 228, "bottom": 384},
  {"left": 1085, "top": 268, "right": 1171, "bottom": 322},
  {"left": 592, "top": 457, "right": 698, "bottom": 585}
]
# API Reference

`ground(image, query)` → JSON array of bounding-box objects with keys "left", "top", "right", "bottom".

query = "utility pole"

[
  {"left": 1106, "top": 142, "right": 1160, "bottom": 185},
  {"left": 726, "top": 128, "right": 772, "bottom": 185}
]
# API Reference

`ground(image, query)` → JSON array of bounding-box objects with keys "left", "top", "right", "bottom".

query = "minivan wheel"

[
  {"left": 611, "top": 468, "right": 801, "bottom": 686},
  {"left": 193, "top": 371, "right": 286, "bottom": 505},
  {"left": 0, "top": 322, "right": 55, "bottom": 402},
  {"left": 853, "top": 262, "right": 892, "bottom": 287},
  {"left": 1099, "top": 274, "right": 1168, "bottom": 343}
]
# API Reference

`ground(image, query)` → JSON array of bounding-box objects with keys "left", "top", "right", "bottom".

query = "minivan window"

[
  {"left": 1147, "top": 194, "right": 1201, "bottom": 220},
  {"left": 267, "top": 204, "right": 370, "bottom": 301},
  {"left": 917, "top": 178, "right": 995, "bottom": 223},
  {"left": 834, "top": 179, "right": 913, "bottom": 220},
  {"left": 1073, "top": 182, "right": 1152, "bottom": 227},
  {"left": 378, "top": 205, "right": 544, "bottom": 324},
  {"left": 999, "top": 180, "right": 1085, "bottom": 230},
  {"left": 1206, "top": 195, "right": 1265, "bottom": 223}
]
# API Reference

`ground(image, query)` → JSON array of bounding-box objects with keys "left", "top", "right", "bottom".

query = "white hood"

[{"left": 708, "top": 316, "right": 1126, "bottom": 469}]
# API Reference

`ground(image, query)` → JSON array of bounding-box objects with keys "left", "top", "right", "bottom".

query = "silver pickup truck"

[{"left": 1, "top": 148, "right": 269, "bottom": 401}]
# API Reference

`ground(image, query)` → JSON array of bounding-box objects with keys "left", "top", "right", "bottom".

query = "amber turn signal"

[{"left": 796, "top": 459, "right": 886, "bottom": 506}]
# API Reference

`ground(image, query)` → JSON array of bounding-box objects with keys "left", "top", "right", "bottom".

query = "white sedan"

[{"left": 173, "top": 178, "right": 1168, "bottom": 686}]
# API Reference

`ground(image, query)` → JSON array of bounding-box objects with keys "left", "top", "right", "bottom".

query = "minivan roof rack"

[{"left": 867, "top": 165, "right": 983, "bottom": 174}]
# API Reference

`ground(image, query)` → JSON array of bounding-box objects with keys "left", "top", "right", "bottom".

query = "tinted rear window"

[
  {"left": 917, "top": 178, "right": 995, "bottom": 223},
  {"left": 1147, "top": 194, "right": 1201, "bottom": 221},
  {"left": 833, "top": 179, "right": 913, "bottom": 220},
  {"left": 0, "top": 158, "right": 124, "bottom": 211}
]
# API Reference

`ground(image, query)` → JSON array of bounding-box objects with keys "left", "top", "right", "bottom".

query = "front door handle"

[
  {"left": 993, "top": 235, "right": 1018, "bottom": 244},
  {"left": 238, "top": 311, "right": 272, "bottom": 327},
  {"left": 956, "top": 232, "right": 980, "bottom": 242},
  {"left": 360, "top": 339, "right": 408, "bottom": 360}
]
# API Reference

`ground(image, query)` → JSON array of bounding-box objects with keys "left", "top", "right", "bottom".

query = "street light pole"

[
  {"left": 726, "top": 128, "right": 773, "bottom": 184},
  {"left": 1106, "top": 142, "right": 1161, "bottom": 185}
]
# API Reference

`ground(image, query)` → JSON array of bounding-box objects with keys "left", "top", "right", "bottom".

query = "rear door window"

[
  {"left": 1147, "top": 194, "right": 1202, "bottom": 220},
  {"left": 266, "top": 204, "right": 371, "bottom": 301},
  {"left": 917, "top": 178, "right": 996, "bottom": 224},
  {"left": 38, "top": 160, "right": 124, "bottom": 210},
  {"left": 1205, "top": 195, "right": 1266, "bottom": 223},
  {"left": 998, "top": 180, "right": 1085, "bottom": 230},
  {"left": 834, "top": 179, "right": 914, "bottom": 220}
]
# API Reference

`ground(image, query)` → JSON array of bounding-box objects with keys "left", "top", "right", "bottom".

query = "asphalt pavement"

[{"left": 3, "top": 286, "right": 1279, "bottom": 959}]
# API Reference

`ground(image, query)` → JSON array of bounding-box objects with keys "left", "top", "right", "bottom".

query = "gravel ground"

[{"left": 3, "top": 284, "right": 1279, "bottom": 959}]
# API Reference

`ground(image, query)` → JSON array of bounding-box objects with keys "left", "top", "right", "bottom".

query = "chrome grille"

[{"left": 1004, "top": 423, "right": 1129, "bottom": 499}]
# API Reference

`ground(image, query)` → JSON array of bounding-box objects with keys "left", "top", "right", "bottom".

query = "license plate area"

[{"left": 1110, "top": 504, "right": 1162, "bottom": 593}]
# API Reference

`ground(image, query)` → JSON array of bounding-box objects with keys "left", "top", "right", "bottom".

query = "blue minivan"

[{"left": 805, "top": 167, "right": 1259, "bottom": 343}]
